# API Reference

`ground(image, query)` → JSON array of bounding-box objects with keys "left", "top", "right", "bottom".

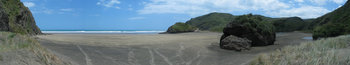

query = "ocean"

[{"left": 41, "top": 30, "right": 165, "bottom": 34}]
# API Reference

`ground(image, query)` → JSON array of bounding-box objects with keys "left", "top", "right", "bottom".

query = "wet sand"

[{"left": 37, "top": 32, "right": 312, "bottom": 65}]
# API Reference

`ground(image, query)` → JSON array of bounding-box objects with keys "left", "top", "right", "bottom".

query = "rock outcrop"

[
  {"left": 0, "top": 0, "right": 41, "bottom": 35},
  {"left": 166, "top": 22, "right": 197, "bottom": 33},
  {"left": 0, "top": 3, "right": 9, "bottom": 31},
  {"left": 220, "top": 35, "right": 252, "bottom": 51},
  {"left": 220, "top": 14, "right": 276, "bottom": 49}
]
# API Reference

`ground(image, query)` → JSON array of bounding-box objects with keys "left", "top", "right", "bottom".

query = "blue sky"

[{"left": 21, "top": 0, "right": 347, "bottom": 31}]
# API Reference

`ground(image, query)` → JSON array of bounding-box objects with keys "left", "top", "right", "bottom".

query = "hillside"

[
  {"left": 169, "top": 12, "right": 309, "bottom": 33},
  {"left": 311, "top": 1, "right": 350, "bottom": 40},
  {"left": 269, "top": 17, "right": 308, "bottom": 32},
  {"left": 184, "top": 12, "right": 235, "bottom": 32},
  {"left": 166, "top": 22, "right": 197, "bottom": 33},
  {"left": 0, "top": 0, "right": 41, "bottom": 35}
]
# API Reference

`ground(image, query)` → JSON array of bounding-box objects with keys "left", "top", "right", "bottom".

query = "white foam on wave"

[{"left": 42, "top": 31, "right": 165, "bottom": 34}]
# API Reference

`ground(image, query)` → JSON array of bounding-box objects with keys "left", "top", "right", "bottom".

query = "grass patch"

[
  {"left": 0, "top": 55, "right": 2, "bottom": 61},
  {"left": 7, "top": 33, "right": 16, "bottom": 39},
  {"left": 0, "top": 32, "right": 68, "bottom": 65},
  {"left": 250, "top": 35, "right": 350, "bottom": 65},
  {"left": 0, "top": 32, "right": 30, "bottom": 51}
]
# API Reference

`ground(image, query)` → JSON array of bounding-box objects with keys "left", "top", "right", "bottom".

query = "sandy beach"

[{"left": 37, "top": 31, "right": 312, "bottom": 65}]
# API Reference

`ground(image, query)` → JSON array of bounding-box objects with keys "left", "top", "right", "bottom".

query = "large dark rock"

[
  {"left": 0, "top": 0, "right": 41, "bottom": 35},
  {"left": 220, "top": 14, "right": 276, "bottom": 46},
  {"left": 220, "top": 35, "right": 252, "bottom": 51},
  {"left": 166, "top": 22, "right": 197, "bottom": 33}
]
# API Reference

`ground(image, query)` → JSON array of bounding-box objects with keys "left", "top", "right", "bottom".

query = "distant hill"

[
  {"left": 169, "top": 12, "right": 309, "bottom": 33},
  {"left": 166, "top": 22, "right": 197, "bottom": 33},
  {"left": 311, "top": 1, "right": 350, "bottom": 39},
  {"left": 0, "top": 0, "right": 41, "bottom": 35},
  {"left": 185, "top": 12, "right": 236, "bottom": 32},
  {"left": 269, "top": 17, "right": 309, "bottom": 32}
]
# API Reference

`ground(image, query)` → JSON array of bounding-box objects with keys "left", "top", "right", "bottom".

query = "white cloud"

[
  {"left": 43, "top": 9, "right": 53, "bottom": 14},
  {"left": 60, "top": 8, "right": 74, "bottom": 12},
  {"left": 128, "top": 17, "right": 145, "bottom": 20},
  {"left": 138, "top": 0, "right": 289, "bottom": 16},
  {"left": 295, "top": 0, "right": 304, "bottom": 2},
  {"left": 266, "top": 6, "right": 330, "bottom": 18},
  {"left": 309, "top": 0, "right": 328, "bottom": 5},
  {"left": 97, "top": 0, "right": 121, "bottom": 9},
  {"left": 309, "top": 0, "right": 346, "bottom": 5},
  {"left": 137, "top": 0, "right": 341, "bottom": 18},
  {"left": 333, "top": 0, "right": 346, "bottom": 4},
  {"left": 23, "top": 2, "right": 35, "bottom": 8},
  {"left": 31, "top": 7, "right": 54, "bottom": 14}
]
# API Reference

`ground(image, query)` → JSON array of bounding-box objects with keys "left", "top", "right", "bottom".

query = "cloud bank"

[
  {"left": 97, "top": 0, "right": 121, "bottom": 9},
  {"left": 23, "top": 2, "right": 35, "bottom": 8},
  {"left": 138, "top": 0, "right": 346, "bottom": 18}
]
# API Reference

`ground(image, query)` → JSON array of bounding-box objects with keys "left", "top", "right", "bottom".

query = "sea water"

[
  {"left": 302, "top": 37, "right": 313, "bottom": 40},
  {"left": 41, "top": 30, "right": 165, "bottom": 34}
]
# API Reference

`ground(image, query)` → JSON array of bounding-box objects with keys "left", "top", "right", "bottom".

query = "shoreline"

[{"left": 41, "top": 30, "right": 165, "bottom": 34}]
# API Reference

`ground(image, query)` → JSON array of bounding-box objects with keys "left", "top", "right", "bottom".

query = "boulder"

[
  {"left": 220, "top": 14, "right": 276, "bottom": 46},
  {"left": 220, "top": 35, "right": 252, "bottom": 51},
  {"left": 166, "top": 22, "right": 197, "bottom": 33}
]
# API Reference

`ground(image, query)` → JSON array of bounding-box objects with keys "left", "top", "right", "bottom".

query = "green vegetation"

[
  {"left": 313, "top": 23, "right": 347, "bottom": 40},
  {"left": 233, "top": 14, "right": 275, "bottom": 34},
  {"left": 0, "top": 0, "right": 41, "bottom": 35},
  {"left": 310, "top": 1, "right": 350, "bottom": 39},
  {"left": 185, "top": 12, "right": 236, "bottom": 32},
  {"left": 269, "top": 17, "right": 308, "bottom": 32},
  {"left": 0, "top": 55, "right": 2, "bottom": 61},
  {"left": 250, "top": 35, "right": 350, "bottom": 65},
  {"left": 224, "top": 14, "right": 276, "bottom": 46},
  {"left": 0, "top": 32, "right": 31, "bottom": 51},
  {"left": 0, "top": 32, "right": 66, "bottom": 65},
  {"left": 177, "top": 12, "right": 309, "bottom": 32},
  {"left": 166, "top": 22, "right": 197, "bottom": 33}
]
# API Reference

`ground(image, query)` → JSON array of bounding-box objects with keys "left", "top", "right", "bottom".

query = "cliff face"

[
  {"left": 311, "top": 1, "right": 350, "bottom": 39},
  {"left": 0, "top": 0, "right": 41, "bottom": 35}
]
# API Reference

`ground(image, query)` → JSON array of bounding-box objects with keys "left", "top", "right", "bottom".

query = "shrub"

[
  {"left": 250, "top": 35, "right": 350, "bottom": 65},
  {"left": 313, "top": 23, "right": 346, "bottom": 40},
  {"left": 0, "top": 32, "right": 67, "bottom": 65}
]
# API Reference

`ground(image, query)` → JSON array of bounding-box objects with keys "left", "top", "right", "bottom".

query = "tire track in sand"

[{"left": 76, "top": 45, "right": 93, "bottom": 65}]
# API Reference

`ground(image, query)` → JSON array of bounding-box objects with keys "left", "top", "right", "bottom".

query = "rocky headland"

[{"left": 0, "top": 0, "right": 41, "bottom": 35}]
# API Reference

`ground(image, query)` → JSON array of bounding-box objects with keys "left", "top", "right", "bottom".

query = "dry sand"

[{"left": 37, "top": 31, "right": 312, "bottom": 65}]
